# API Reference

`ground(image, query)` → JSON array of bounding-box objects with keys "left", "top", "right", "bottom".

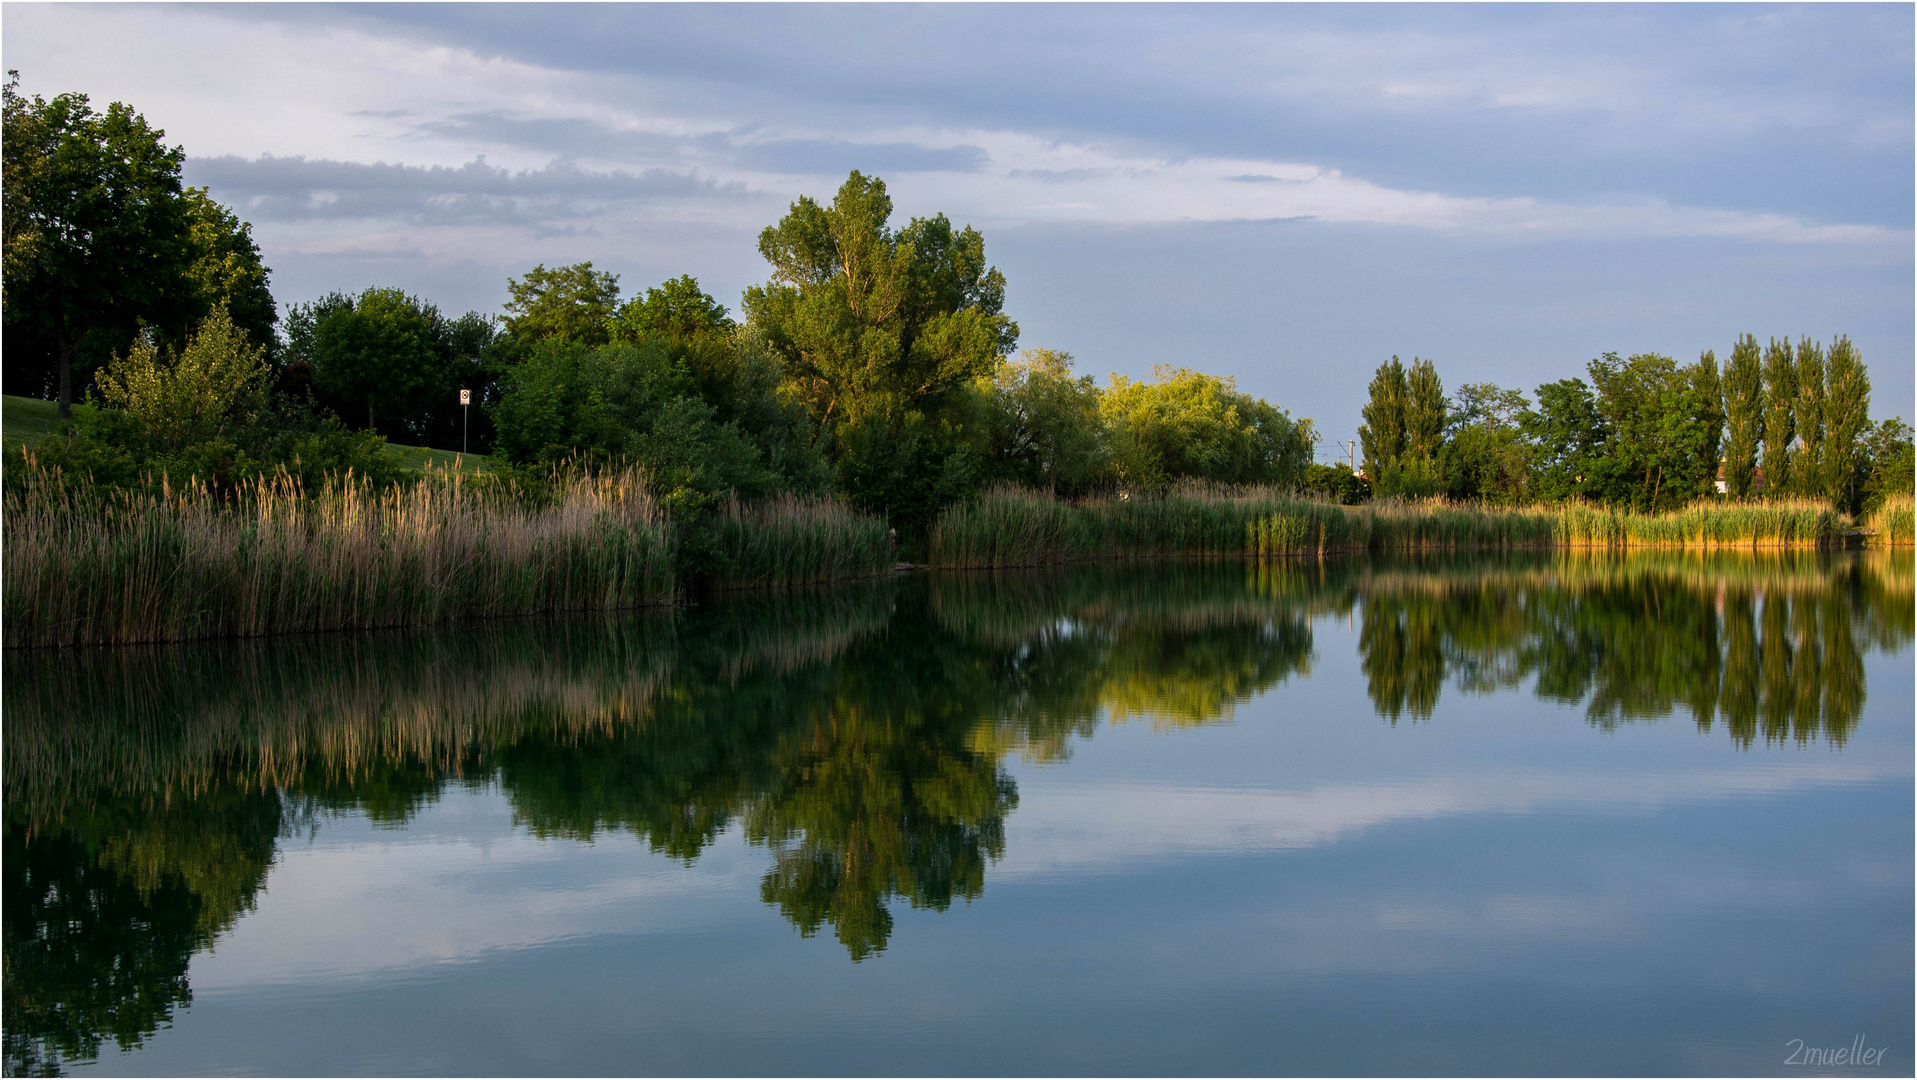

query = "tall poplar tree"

[
  {"left": 1822, "top": 335, "right": 1871, "bottom": 514},
  {"left": 1357, "top": 356, "right": 1407, "bottom": 482},
  {"left": 1792, "top": 336, "right": 1826, "bottom": 499},
  {"left": 1721, "top": 334, "right": 1764, "bottom": 498},
  {"left": 1404, "top": 357, "right": 1447, "bottom": 464},
  {"left": 1689, "top": 349, "right": 1724, "bottom": 488},
  {"left": 1761, "top": 337, "right": 1796, "bottom": 495}
]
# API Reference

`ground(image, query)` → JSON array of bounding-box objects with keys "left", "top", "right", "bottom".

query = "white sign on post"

[{"left": 459, "top": 389, "right": 472, "bottom": 405}]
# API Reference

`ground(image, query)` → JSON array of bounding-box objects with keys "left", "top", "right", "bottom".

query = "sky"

[{"left": 6, "top": 3, "right": 1912, "bottom": 448}]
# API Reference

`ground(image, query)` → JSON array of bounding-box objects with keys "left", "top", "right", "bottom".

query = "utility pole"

[{"left": 460, "top": 389, "right": 471, "bottom": 456}]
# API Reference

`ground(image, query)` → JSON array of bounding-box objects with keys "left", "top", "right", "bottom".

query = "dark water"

[{"left": 4, "top": 551, "right": 1912, "bottom": 1077}]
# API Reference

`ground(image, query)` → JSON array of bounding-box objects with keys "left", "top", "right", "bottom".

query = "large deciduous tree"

[
  {"left": 1585, "top": 352, "right": 1714, "bottom": 512},
  {"left": 502, "top": 262, "right": 621, "bottom": 348},
  {"left": 1101, "top": 365, "right": 1313, "bottom": 491},
  {"left": 3, "top": 73, "right": 192, "bottom": 414},
  {"left": 180, "top": 188, "right": 276, "bottom": 356},
  {"left": 745, "top": 171, "right": 1017, "bottom": 525},
  {"left": 975, "top": 348, "right": 1111, "bottom": 496}
]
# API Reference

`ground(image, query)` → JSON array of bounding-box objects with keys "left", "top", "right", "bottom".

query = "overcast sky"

[{"left": 7, "top": 3, "right": 1911, "bottom": 446}]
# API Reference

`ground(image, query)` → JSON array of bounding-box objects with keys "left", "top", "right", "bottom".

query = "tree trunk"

[{"left": 368, "top": 400, "right": 376, "bottom": 432}]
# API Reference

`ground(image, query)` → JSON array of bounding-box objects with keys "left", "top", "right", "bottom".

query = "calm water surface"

[{"left": 5, "top": 551, "right": 1912, "bottom": 1076}]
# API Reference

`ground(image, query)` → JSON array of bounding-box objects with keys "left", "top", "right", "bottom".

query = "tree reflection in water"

[
  {"left": 3, "top": 552, "right": 1908, "bottom": 1071},
  {"left": 1352, "top": 550, "right": 1909, "bottom": 745}
]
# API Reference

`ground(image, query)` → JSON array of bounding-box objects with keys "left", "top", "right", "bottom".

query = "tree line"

[
  {"left": 1355, "top": 341, "right": 1911, "bottom": 516},
  {"left": 3, "top": 76, "right": 1315, "bottom": 533},
  {"left": 6, "top": 73, "right": 1910, "bottom": 532}
]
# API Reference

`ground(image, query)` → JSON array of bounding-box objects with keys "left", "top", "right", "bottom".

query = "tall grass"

[
  {"left": 1865, "top": 494, "right": 1915, "bottom": 547},
  {"left": 1549, "top": 498, "right": 1841, "bottom": 548},
  {"left": 710, "top": 493, "right": 894, "bottom": 590},
  {"left": 929, "top": 486, "right": 1854, "bottom": 568},
  {"left": 4, "top": 460, "right": 675, "bottom": 648}
]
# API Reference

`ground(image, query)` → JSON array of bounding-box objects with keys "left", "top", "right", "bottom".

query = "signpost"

[{"left": 460, "top": 389, "right": 471, "bottom": 456}]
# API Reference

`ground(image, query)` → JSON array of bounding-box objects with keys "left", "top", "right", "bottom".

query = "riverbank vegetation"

[
  {"left": 4, "top": 75, "right": 1913, "bottom": 645},
  {"left": 928, "top": 485, "right": 1851, "bottom": 568}
]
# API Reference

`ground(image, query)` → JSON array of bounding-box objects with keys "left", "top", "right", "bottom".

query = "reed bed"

[
  {"left": 1865, "top": 494, "right": 1914, "bottom": 547},
  {"left": 710, "top": 493, "right": 894, "bottom": 590},
  {"left": 929, "top": 486, "right": 1855, "bottom": 569},
  {"left": 4, "top": 463, "right": 675, "bottom": 648},
  {"left": 1549, "top": 498, "right": 1841, "bottom": 548}
]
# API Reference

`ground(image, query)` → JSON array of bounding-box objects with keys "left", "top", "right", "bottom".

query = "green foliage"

[
  {"left": 1721, "top": 333, "right": 1764, "bottom": 498},
  {"left": 1303, "top": 461, "right": 1370, "bottom": 505},
  {"left": 1791, "top": 337, "right": 1826, "bottom": 498},
  {"left": 1357, "top": 355, "right": 1448, "bottom": 498},
  {"left": 180, "top": 188, "right": 276, "bottom": 359},
  {"left": 95, "top": 305, "right": 267, "bottom": 452},
  {"left": 489, "top": 340, "right": 773, "bottom": 511},
  {"left": 1403, "top": 357, "right": 1446, "bottom": 464},
  {"left": 1443, "top": 382, "right": 1532, "bottom": 504},
  {"left": 745, "top": 171, "right": 1017, "bottom": 526},
  {"left": 1822, "top": 335, "right": 1871, "bottom": 515},
  {"left": 282, "top": 289, "right": 499, "bottom": 451},
  {"left": 975, "top": 348, "right": 1111, "bottom": 495},
  {"left": 29, "top": 306, "right": 400, "bottom": 493},
  {"left": 1761, "top": 336, "right": 1797, "bottom": 494},
  {"left": 1101, "top": 365, "right": 1312, "bottom": 491},
  {"left": 1523, "top": 376, "right": 1605, "bottom": 502},
  {"left": 1862, "top": 418, "right": 1914, "bottom": 514},
  {"left": 1586, "top": 351, "right": 1716, "bottom": 512},
  {"left": 1358, "top": 356, "right": 1407, "bottom": 482},
  {"left": 502, "top": 261, "right": 621, "bottom": 347},
  {"left": 613, "top": 274, "right": 735, "bottom": 343},
  {"left": 1689, "top": 349, "right": 1724, "bottom": 483},
  {"left": 2, "top": 73, "right": 192, "bottom": 411},
  {"left": 299, "top": 287, "right": 443, "bottom": 438}
]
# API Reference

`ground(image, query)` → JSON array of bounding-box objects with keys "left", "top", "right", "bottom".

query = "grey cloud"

[
  {"left": 253, "top": 4, "right": 1911, "bottom": 227},
  {"left": 729, "top": 138, "right": 986, "bottom": 176},
  {"left": 416, "top": 111, "right": 986, "bottom": 176},
  {"left": 414, "top": 112, "right": 704, "bottom": 160},
  {"left": 184, "top": 154, "right": 749, "bottom": 226},
  {"left": 1007, "top": 168, "right": 1115, "bottom": 184}
]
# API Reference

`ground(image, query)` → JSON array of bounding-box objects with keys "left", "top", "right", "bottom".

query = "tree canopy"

[{"left": 2, "top": 74, "right": 274, "bottom": 413}]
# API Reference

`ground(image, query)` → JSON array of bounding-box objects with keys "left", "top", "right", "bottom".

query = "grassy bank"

[
  {"left": 4, "top": 462, "right": 676, "bottom": 648},
  {"left": 1865, "top": 494, "right": 1915, "bottom": 547},
  {"left": 929, "top": 486, "right": 1851, "bottom": 568}
]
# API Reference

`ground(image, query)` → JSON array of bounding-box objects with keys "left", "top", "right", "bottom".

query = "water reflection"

[
  {"left": 3, "top": 551, "right": 1909, "bottom": 1073},
  {"left": 1351, "top": 551, "right": 1912, "bottom": 744}
]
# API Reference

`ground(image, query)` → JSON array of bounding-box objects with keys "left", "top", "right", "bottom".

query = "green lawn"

[
  {"left": 2, "top": 394, "right": 485, "bottom": 473},
  {"left": 2, "top": 395, "right": 64, "bottom": 454}
]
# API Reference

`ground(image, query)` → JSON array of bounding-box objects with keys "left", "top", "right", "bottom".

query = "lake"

[{"left": 5, "top": 551, "right": 1911, "bottom": 1076}]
